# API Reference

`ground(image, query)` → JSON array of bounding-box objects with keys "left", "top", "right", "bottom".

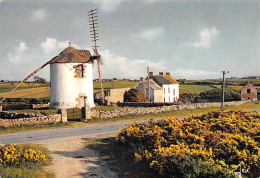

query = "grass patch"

[
  {"left": 0, "top": 143, "right": 54, "bottom": 178},
  {"left": 93, "top": 80, "right": 137, "bottom": 90},
  {"left": 0, "top": 87, "right": 50, "bottom": 98},
  {"left": 180, "top": 84, "right": 215, "bottom": 94},
  {"left": 0, "top": 122, "right": 73, "bottom": 134},
  {"left": 9, "top": 108, "right": 58, "bottom": 116},
  {"left": 86, "top": 138, "right": 158, "bottom": 177}
]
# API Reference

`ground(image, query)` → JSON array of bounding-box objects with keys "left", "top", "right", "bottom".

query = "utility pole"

[
  {"left": 147, "top": 66, "right": 150, "bottom": 103},
  {"left": 221, "top": 71, "right": 229, "bottom": 111}
]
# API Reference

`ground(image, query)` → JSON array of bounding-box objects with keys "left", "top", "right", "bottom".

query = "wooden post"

[
  {"left": 147, "top": 66, "right": 150, "bottom": 103},
  {"left": 221, "top": 71, "right": 229, "bottom": 111}
]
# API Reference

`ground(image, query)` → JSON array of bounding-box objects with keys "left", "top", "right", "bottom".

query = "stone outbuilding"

[
  {"left": 94, "top": 88, "right": 131, "bottom": 105},
  {"left": 240, "top": 83, "right": 257, "bottom": 101}
]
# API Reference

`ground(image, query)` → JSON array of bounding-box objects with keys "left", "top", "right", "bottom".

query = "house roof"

[
  {"left": 133, "top": 80, "right": 163, "bottom": 91},
  {"left": 145, "top": 80, "right": 163, "bottom": 90},
  {"left": 241, "top": 82, "right": 257, "bottom": 91},
  {"left": 163, "top": 75, "right": 179, "bottom": 84},
  {"left": 133, "top": 82, "right": 148, "bottom": 90},
  {"left": 152, "top": 75, "right": 172, "bottom": 86},
  {"left": 49, "top": 46, "right": 92, "bottom": 64}
]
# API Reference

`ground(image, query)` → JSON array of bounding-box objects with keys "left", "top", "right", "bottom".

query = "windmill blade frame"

[{"left": 88, "top": 9, "right": 105, "bottom": 104}]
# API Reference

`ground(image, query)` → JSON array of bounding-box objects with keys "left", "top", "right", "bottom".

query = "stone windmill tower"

[{"left": 49, "top": 43, "right": 95, "bottom": 109}]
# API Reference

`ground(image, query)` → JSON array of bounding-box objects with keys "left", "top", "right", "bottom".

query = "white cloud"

[
  {"left": 0, "top": 0, "right": 3, "bottom": 4},
  {"left": 31, "top": 9, "right": 46, "bottom": 21},
  {"left": 133, "top": 27, "right": 164, "bottom": 40},
  {"left": 7, "top": 42, "right": 28, "bottom": 63},
  {"left": 87, "top": 0, "right": 121, "bottom": 12},
  {"left": 191, "top": 27, "right": 219, "bottom": 48},
  {"left": 40, "top": 37, "right": 83, "bottom": 54},
  {"left": 40, "top": 38, "right": 58, "bottom": 53},
  {"left": 95, "top": 50, "right": 166, "bottom": 79}
]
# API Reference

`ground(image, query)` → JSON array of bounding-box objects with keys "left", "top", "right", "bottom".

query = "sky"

[{"left": 0, "top": 0, "right": 259, "bottom": 81}]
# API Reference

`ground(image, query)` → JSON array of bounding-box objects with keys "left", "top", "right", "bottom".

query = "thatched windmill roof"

[{"left": 49, "top": 46, "right": 92, "bottom": 64}]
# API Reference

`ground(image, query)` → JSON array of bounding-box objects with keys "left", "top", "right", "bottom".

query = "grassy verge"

[
  {"left": 8, "top": 108, "right": 58, "bottom": 116},
  {"left": 86, "top": 138, "right": 158, "bottom": 178},
  {"left": 0, "top": 122, "right": 74, "bottom": 134},
  {"left": 0, "top": 143, "right": 54, "bottom": 178}
]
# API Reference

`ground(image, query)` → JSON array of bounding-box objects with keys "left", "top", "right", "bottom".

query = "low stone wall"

[
  {"left": 117, "top": 102, "right": 177, "bottom": 107},
  {"left": 32, "top": 104, "right": 49, "bottom": 109},
  {"left": 2, "top": 103, "right": 49, "bottom": 111},
  {"left": 91, "top": 100, "right": 254, "bottom": 119},
  {"left": 2, "top": 104, "right": 32, "bottom": 111},
  {"left": 0, "top": 112, "right": 61, "bottom": 127}
]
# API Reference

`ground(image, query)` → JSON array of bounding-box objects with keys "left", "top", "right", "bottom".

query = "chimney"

[
  {"left": 149, "top": 72, "right": 153, "bottom": 78},
  {"left": 159, "top": 72, "right": 163, "bottom": 76},
  {"left": 140, "top": 77, "right": 144, "bottom": 81},
  {"left": 166, "top": 72, "right": 170, "bottom": 76}
]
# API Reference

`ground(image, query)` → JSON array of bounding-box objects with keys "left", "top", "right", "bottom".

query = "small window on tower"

[
  {"left": 74, "top": 64, "right": 86, "bottom": 78},
  {"left": 247, "top": 89, "right": 250, "bottom": 93}
]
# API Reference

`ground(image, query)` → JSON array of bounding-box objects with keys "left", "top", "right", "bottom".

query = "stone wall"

[
  {"left": 2, "top": 103, "right": 49, "bottom": 111},
  {"left": 0, "top": 112, "right": 61, "bottom": 127},
  {"left": 117, "top": 102, "right": 177, "bottom": 107},
  {"left": 91, "top": 100, "right": 254, "bottom": 120}
]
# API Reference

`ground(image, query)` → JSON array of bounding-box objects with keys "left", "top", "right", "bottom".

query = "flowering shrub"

[
  {"left": 0, "top": 144, "right": 47, "bottom": 166},
  {"left": 116, "top": 110, "right": 260, "bottom": 177}
]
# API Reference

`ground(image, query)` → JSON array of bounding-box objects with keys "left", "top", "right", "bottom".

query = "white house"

[
  {"left": 134, "top": 72, "right": 179, "bottom": 102},
  {"left": 152, "top": 72, "right": 179, "bottom": 102},
  {"left": 49, "top": 45, "right": 95, "bottom": 109}
]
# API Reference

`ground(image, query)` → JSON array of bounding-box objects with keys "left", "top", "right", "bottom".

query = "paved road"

[
  {"left": 2, "top": 110, "right": 258, "bottom": 145},
  {"left": 0, "top": 122, "right": 130, "bottom": 145}
]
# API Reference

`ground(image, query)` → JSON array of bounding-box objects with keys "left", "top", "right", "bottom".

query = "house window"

[
  {"left": 74, "top": 64, "right": 86, "bottom": 78},
  {"left": 164, "top": 88, "right": 165, "bottom": 94},
  {"left": 173, "top": 89, "right": 175, "bottom": 96},
  {"left": 168, "top": 96, "right": 170, "bottom": 102},
  {"left": 168, "top": 87, "right": 170, "bottom": 93},
  {"left": 247, "top": 89, "right": 250, "bottom": 93}
]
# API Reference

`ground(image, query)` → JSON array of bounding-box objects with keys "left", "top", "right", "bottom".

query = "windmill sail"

[
  {"left": 88, "top": 9, "right": 105, "bottom": 104},
  {"left": 0, "top": 58, "right": 53, "bottom": 103}
]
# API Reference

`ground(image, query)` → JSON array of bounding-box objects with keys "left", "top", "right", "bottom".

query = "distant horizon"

[{"left": 1, "top": 75, "right": 259, "bottom": 83}]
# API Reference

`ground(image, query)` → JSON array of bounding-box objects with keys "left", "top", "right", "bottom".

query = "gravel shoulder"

[{"left": 41, "top": 134, "right": 118, "bottom": 178}]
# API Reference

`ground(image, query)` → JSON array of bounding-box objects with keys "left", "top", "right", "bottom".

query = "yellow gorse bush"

[
  {"left": 116, "top": 110, "right": 260, "bottom": 176},
  {"left": 0, "top": 144, "right": 47, "bottom": 166}
]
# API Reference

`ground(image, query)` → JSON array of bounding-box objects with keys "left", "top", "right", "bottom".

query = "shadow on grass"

[{"left": 86, "top": 137, "right": 159, "bottom": 178}]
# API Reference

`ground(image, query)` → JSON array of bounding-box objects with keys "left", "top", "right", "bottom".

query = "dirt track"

[{"left": 43, "top": 136, "right": 118, "bottom": 178}]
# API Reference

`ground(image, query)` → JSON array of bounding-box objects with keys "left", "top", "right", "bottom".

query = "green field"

[
  {"left": 179, "top": 84, "right": 215, "bottom": 94},
  {"left": 0, "top": 78, "right": 259, "bottom": 99},
  {"left": 93, "top": 80, "right": 138, "bottom": 93}
]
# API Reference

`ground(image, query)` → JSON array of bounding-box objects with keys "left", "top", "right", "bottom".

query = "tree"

[
  {"left": 124, "top": 89, "right": 147, "bottom": 102},
  {"left": 197, "top": 88, "right": 241, "bottom": 101},
  {"left": 33, "top": 76, "right": 46, "bottom": 83}
]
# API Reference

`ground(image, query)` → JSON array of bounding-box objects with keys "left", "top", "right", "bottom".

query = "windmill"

[
  {"left": 88, "top": 9, "right": 105, "bottom": 105},
  {"left": 0, "top": 9, "right": 102, "bottom": 108}
]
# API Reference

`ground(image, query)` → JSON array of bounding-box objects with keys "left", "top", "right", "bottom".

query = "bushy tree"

[
  {"left": 197, "top": 88, "right": 240, "bottom": 101},
  {"left": 124, "top": 89, "right": 147, "bottom": 102}
]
